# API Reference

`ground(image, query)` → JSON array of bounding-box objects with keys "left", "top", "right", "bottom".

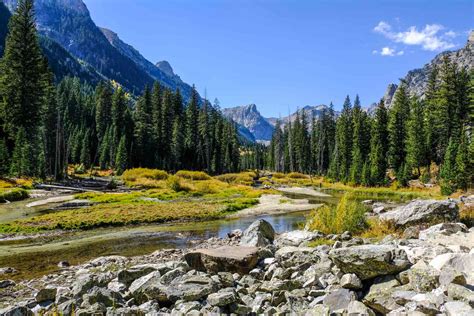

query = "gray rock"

[
  {"left": 184, "top": 245, "right": 259, "bottom": 274},
  {"left": 439, "top": 268, "right": 467, "bottom": 287},
  {"left": 35, "top": 287, "right": 57, "bottom": 303},
  {"left": 430, "top": 253, "right": 474, "bottom": 284},
  {"left": 75, "top": 302, "right": 107, "bottom": 316},
  {"left": 0, "top": 279, "right": 15, "bottom": 288},
  {"left": 81, "top": 287, "right": 122, "bottom": 308},
  {"left": 340, "top": 273, "right": 363, "bottom": 290},
  {"left": 117, "top": 264, "right": 159, "bottom": 286},
  {"left": 275, "top": 230, "right": 323, "bottom": 247},
  {"left": 207, "top": 290, "right": 237, "bottom": 306},
  {"left": 443, "top": 301, "right": 474, "bottom": 316},
  {"left": 323, "top": 288, "right": 356, "bottom": 312},
  {"left": 419, "top": 222, "right": 468, "bottom": 240},
  {"left": 172, "top": 301, "right": 202, "bottom": 314},
  {"left": 406, "top": 260, "right": 440, "bottom": 292},
  {"left": 447, "top": 283, "right": 474, "bottom": 307},
  {"left": 347, "top": 300, "right": 376, "bottom": 316},
  {"left": 0, "top": 306, "right": 34, "bottom": 316},
  {"left": 379, "top": 199, "right": 459, "bottom": 228},
  {"left": 72, "top": 273, "right": 110, "bottom": 297},
  {"left": 362, "top": 275, "right": 402, "bottom": 314},
  {"left": 329, "top": 245, "right": 411, "bottom": 280},
  {"left": 0, "top": 267, "right": 17, "bottom": 275},
  {"left": 240, "top": 219, "right": 275, "bottom": 247}
]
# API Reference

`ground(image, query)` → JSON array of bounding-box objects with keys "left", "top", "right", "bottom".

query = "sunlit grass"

[
  {"left": 175, "top": 170, "right": 211, "bottom": 180},
  {"left": 361, "top": 218, "right": 400, "bottom": 240},
  {"left": 0, "top": 188, "right": 29, "bottom": 202}
]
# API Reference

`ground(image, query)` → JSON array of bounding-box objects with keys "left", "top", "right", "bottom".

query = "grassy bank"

[{"left": 0, "top": 169, "right": 270, "bottom": 233}]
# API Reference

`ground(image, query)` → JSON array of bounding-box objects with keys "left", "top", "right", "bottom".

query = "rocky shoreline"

[{"left": 0, "top": 198, "right": 473, "bottom": 315}]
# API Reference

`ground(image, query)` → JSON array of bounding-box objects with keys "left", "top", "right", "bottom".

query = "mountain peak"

[{"left": 156, "top": 60, "right": 175, "bottom": 77}]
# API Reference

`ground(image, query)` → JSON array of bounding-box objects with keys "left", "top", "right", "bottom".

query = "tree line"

[
  {"left": 0, "top": 0, "right": 241, "bottom": 179},
  {"left": 268, "top": 59, "right": 473, "bottom": 194}
]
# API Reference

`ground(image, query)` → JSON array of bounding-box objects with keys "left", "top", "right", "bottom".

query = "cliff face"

[{"left": 223, "top": 104, "right": 275, "bottom": 142}]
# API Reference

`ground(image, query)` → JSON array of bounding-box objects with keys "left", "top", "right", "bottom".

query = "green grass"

[
  {"left": 0, "top": 188, "right": 29, "bottom": 202},
  {"left": 0, "top": 201, "right": 229, "bottom": 233}
]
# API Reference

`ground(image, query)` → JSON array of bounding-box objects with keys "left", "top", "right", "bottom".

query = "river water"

[{"left": 0, "top": 191, "right": 343, "bottom": 280}]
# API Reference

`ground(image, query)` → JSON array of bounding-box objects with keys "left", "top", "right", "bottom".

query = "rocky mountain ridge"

[
  {"left": 2, "top": 0, "right": 197, "bottom": 99},
  {"left": 383, "top": 31, "right": 473, "bottom": 107}
]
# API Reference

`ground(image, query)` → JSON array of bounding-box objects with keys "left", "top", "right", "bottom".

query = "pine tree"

[
  {"left": 424, "top": 65, "right": 439, "bottom": 165},
  {"left": 95, "top": 82, "right": 113, "bottom": 142},
  {"left": 115, "top": 136, "right": 128, "bottom": 175},
  {"left": 133, "top": 86, "right": 152, "bottom": 167},
  {"left": 0, "top": 139, "right": 9, "bottom": 175},
  {"left": 406, "top": 98, "right": 427, "bottom": 176},
  {"left": 454, "top": 128, "right": 469, "bottom": 191},
  {"left": 335, "top": 96, "right": 353, "bottom": 182},
  {"left": 184, "top": 86, "right": 199, "bottom": 169},
  {"left": 369, "top": 100, "right": 389, "bottom": 185},
  {"left": 440, "top": 138, "right": 457, "bottom": 195},
  {"left": 350, "top": 95, "right": 369, "bottom": 184},
  {"left": 80, "top": 130, "right": 91, "bottom": 169},
  {"left": 388, "top": 82, "right": 410, "bottom": 174},
  {"left": 436, "top": 56, "right": 458, "bottom": 160},
  {"left": 0, "top": 0, "right": 47, "bottom": 176}
]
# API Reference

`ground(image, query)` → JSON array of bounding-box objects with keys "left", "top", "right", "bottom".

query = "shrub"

[
  {"left": 167, "top": 175, "right": 190, "bottom": 192},
  {"left": 74, "top": 164, "right": 86, "bottom": 174},
  {"left": 122, "top": 168, "right": 169, "bottom": 182},
  {"left": 361, "top": 218, "right": 399, "bottom": 239},
  {"left": 308, "top": 193, "right": 368, "bottom": 235},
  {"left": 215, "top": 172, "right": 254, "bottom": 185},
  {"left": 0, "top": 188, "right": 29, "bottom": 202},
  {"left": 175, "top": 170, "right": 211, "bottom": 181},
  {"left": 272, "top": 172, "right": 286, "bottom": 179},
  {"left": 287, "top": 172, "right": 309, "bottom": 179}
]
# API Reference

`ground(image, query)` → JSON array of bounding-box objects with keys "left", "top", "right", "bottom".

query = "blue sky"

[{"left": 83, "top": 0, "right": 473, "bottom": 117}]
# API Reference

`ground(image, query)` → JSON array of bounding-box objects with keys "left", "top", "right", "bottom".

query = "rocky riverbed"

[{"left": 0, "top": 198, "right": 473, "bottom": 315}]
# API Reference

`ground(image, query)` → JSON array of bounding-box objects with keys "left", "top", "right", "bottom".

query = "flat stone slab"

[
  {"left": 184, "top": 246, "right": 259, "bottom": 274},
  {"left": 26, "top": 195, "right": 75, "bottom": 208}
]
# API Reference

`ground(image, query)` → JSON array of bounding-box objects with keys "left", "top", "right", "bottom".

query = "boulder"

[
  {"left": 35, "top": 287, "right": 57, "bottom": 303},
  {"left": 362, "top": 275, "right": 402, "bottom": 314},
  {"left": 207, "top": 290, "right": 237, "bottom": 306},
  {"left": 0, "top": 279, "right": 15, "bottom": 288},
  {"left": 184, "top": 246, "right": 259, "bottom": 274},
  {"left": 429, "top": 253, "right": 474, "bottom": 284},
  {"left": 379, "top": 199, "right": 458, "bottom": 228},
  {"left": 447, "top": 283, "right": 474, "bottom": 307},
  {"left": 340, "top": 273, "right": 363, "bottom": 290},
  {"left": 274, "top": 230, "right": 324, "bottom": 247},
  {"left": 443, "top": 301, "right": 474, "bottom": 316},
  {"left": 329, "top": 245, "right": 411, "bottom": 280},
  {"left": 347, "top": 301, "right": 376, "bottom": 316},
  {"left": 240, "top": 219, "right": 275, "bottom": 247},
  {"left": 118, "top": 264, "right": 159, "bottom": 286},
  {"left": 419, "top": 222, "right": 468, "bottom": 240},
  {"left": 323, "top": 288, "right": 356, "bottom": 312},
  {"left": 406, "top": 260, "right": 440, "bottom": 292},
  {"left": 0, "top": 306, "right": 34, "bottom": 316}
]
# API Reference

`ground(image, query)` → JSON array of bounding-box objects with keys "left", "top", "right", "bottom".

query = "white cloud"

[
  {"left": 381, "top": 47, "right": 395, "bottom": 56},
  {"left": 373, "top": 46, "right": 404, "bottom": 57},
  {"left": 373, "top": 21, "right": 456, "bottom": 51}
]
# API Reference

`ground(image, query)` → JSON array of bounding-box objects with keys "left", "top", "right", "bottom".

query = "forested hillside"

[
  {"left": 267, "top": 63, "right": 473, "bottom": 193},
  {"left": 0, "top": 0, "right": 241, "bottom": 179}
]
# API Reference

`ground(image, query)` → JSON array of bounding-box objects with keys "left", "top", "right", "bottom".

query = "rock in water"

[
  {"left": 379, "top": 199, "right": 458, "bottom": 228},
  {"left": 329, "top": 245, "right": 411, "bottom": 280},
  {"left": 240, "top": 219, "right": 275, "bottom": 247},
  {"left": 184, "top": 246, "right": 259, "bottom": 274}
]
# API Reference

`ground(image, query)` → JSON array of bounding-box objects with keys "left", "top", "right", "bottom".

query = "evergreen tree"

[
  {"left": 369, "top": 100, "right": 389, "bottom": 185},
  {"left": 388, "top": 82, "right": 410, "bottom": 174},
  {"left": 406, "top": 98, "right": 427, "bottom": 176},
  {"left": 95, "top": 82, "right": 113, "bottom": 142},
  {"left": 454, "top": 128, "right": 469, "bottom": 191},
  {"left": 350, "top": 95, "right": 370, "bottom": 184},
  {"left": 115, "top": 135, "right": 128, "bottom": 175},
  {"left": 440, "top": 138, "right": 457, "bottom": 195},
  {"left": 0, "top": 139, "right": 9, "bottom": 175},
  {"left": 184, "top": 86, "right": 199, "bottom": 169},
  {"left": 0, "top": 0, "right": 47, "bottom": 176},
  {"left": 334, "top": 96, "right": 353, "bottom": 182}
]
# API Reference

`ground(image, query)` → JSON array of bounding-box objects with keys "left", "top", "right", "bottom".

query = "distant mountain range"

[
  {"left": 225, "top": 32, "right": 473, "bottom": 143},
  {"left": 0, "top": 0, "right": 196, "bottom": 100}
]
